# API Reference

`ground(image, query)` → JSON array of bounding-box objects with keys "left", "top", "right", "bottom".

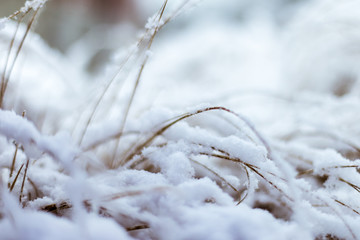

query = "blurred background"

[
  {"left": 0, "top": 0, "right": 308, "bottom": 70},
  {"left": 1, "top": 0, "right": 360, "bottom": 141},
  {"left": 0, "top": 0, "right": 308, "bottom": 52},
  {"left": 2, "top": 0, "right": 360, "bottom": 99}
]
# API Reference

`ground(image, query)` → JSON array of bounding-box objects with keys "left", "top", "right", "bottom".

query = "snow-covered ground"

[{"left": 0, "top": 0, "right": 360, "bottom": 239}]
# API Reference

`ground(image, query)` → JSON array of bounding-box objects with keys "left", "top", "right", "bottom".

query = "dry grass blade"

[
  {"left": 339, "top": 178, "right": 360, "bottom": 194},
  {"left": 41, "top": 201, "right": 71, "bottom": 216},
  {"left": 237, "top": 165, "right": 250, "bottom": 205},
  {"left": 110, "top": 0, "right": 169, "bottom": 167},
  {"left": 334, "top": 199, "right": 360, "bottom": 216},
  {"left": 9, "top": 141, "right": 19, "bottom": 178},
  {"left": 191, "top": 157, "right": 249, "bottom": 204},
  {"left": 0, "top": 14, "right": 25, "bottom": 107},
  {"left": 4, "top": 9, "right": 39, "bottom": 89},
  {"left": 246, "top": 164, "right": 292, "bottom": 200},
  {"left": 126, "top": 225, "right": 149, "bottom": 231},
  {"left": 0, "top": 8, "right": 39, "bottom": 108},
  {"left": 210, "top": 145, "right": 287, "bottom": 181},
  {"left": 9, "top": 163, "right": 24, "bottom": 192},
  {"left": 190, "top": 158, "right": 238, "bottom": 191},
  {"left": 199, "top": 151, "right": 293, "bottom": 201},
  {"left": 297, "top": 169, "right": 314, "bottom": 177},
  {"left": 77, "top": 51, "right": 134, "bottom": 146},
  {"left": 79, "top": 0, "right": 171, "bottom": 148},
  {"left": 27, "top": 177, "right": 39, "bottom": 200},
  {"left": 8, "top": 10, "right": 26, "bottom": 20},
  {"left": 19, "top": 158, "right": 29, "bottom": 203}
]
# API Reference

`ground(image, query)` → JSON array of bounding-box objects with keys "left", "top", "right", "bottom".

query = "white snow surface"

[{"left": 0, "top": 0, "right": 360, "bottom": 239}]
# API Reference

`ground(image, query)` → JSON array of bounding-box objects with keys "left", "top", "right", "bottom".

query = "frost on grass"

[
  {"left": 21, "top": 0, "right": 48, "bottom": 12},
  {"left": 0, "top": 0, "right": 360, "bottom": 239}
]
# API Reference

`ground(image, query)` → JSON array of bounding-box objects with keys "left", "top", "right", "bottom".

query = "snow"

[
  {"left": 168, "top": 204, "right": 311, "bottom": 240},
  {"left": 21, "top": 0, "right": 47, "bottom": 12},
  {"left": 0, "top": 0, "right": 360, "bottom": 239},
  {"left": 0, "top": 192, "right": 130, "bottom": 240},
  {"left": 0, "top": 18, "right": 6, "bottom": 31},
  {"left": 0, "top": 110, "right": 78, "bottom": 167}
]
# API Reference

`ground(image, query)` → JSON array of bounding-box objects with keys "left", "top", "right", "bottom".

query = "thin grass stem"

[{"left": 9, "top": 163, "right": 24, "bottom": 192}]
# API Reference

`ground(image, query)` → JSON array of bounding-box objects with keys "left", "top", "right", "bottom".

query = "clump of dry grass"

[{"left": 0, "top": 1, "right": 359, "bottom": 239}]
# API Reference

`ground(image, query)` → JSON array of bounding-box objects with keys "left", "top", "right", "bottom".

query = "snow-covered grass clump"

[{"left": 0, "top": 0, "right": 360, "bottom": 239}]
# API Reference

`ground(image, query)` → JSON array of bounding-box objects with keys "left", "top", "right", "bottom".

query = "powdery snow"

[{"left": 0, "top": 0, "right": 359, "bottom": 239}]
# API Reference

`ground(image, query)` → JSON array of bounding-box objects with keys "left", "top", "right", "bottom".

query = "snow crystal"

[
  {"left": 145, "top": 14, "right": 164, "bottom": 34},
  {"left": 21, "top": 0, "right": 47, "bottom": 12}
]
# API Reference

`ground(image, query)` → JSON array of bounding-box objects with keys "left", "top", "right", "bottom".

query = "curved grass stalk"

[
  {"left": 339, "top": 178, "right": 360, "bottom": 194},
  {"left": 119, "top": 106, "right": 272, "bottom": 168},
  {"left": 190, "top": 158, "right": 237, "bottom": 190},
  {"left": 200, "top": 152, "right": 293, "bottom": 202},
  {"left": 237, "top": 166, "right": 250, "bottom": 205}
]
